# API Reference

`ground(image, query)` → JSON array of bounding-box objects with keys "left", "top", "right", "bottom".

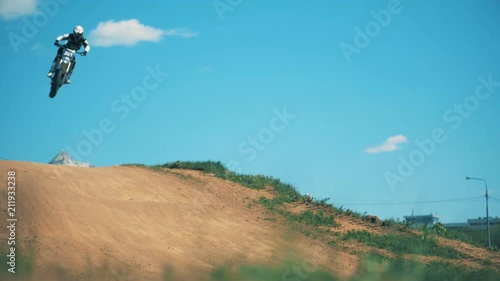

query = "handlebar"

[{"left": 56, "top": 44, "right": 86, "bottom": 55}]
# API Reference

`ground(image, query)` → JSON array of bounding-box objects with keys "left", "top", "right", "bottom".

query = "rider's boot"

[
  {"left": 65, "top": 70, "right": 72, "bottom": 84},
  {"left": 65, "top": 60, "right": 76, "bottom": 84},
  {"left": 47, "top": 62, "right": 56, "bottom": 78}
]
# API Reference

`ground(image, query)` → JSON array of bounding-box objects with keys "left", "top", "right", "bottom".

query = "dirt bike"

[{"left": 49, "top": 44, "right": 85, "bottom": 98}]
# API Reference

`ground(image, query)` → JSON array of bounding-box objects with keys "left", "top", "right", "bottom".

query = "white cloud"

[
  {"left": 88, "top": 19, "right": 198, "bottom": 47},
  {"left": 364, "top": 134, "right": 408, "bottom": 154},
  {"left": 197, "top": 66, "right": 211, "bottom": 72},
  {"left": 164, "top": 28, "right": 198, "bottom": 38},
  {"left": 88, "top": 19, "right": 164, "bottom": 47},
  {"left": 0, "top": 0, "right": 38, "bottom": 20}
]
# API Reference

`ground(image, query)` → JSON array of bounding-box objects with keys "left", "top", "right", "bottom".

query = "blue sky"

[{"left": 1, "top": 0, "right": 499, "bottom": 223}]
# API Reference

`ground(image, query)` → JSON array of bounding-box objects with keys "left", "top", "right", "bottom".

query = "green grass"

[
  {"left": 160, "top": 161, "right": 227, "bottom": 174},
  {"left": 157, "top": 161, "right": 302, "bottom": 199},
  {"left": 335, "top": 205, "right": 367, "bottom": 219},
  {"left": 205, "top": 264, "right": 339, "bottom": 281},
  {"left": 445, "top": 224, "right": 500, "bottom": 250},
  {"left": 190, "top": 255, "right": 499, "bottom": 281},
  {"left": 259, "top": 196, "right": 339, "bottom": 232},
  {"left": 4, "top": 257, "right": 497, "bottom": 281},
  {"left": 341, "top": 230, "right": 465, "bottom": 259},
  {"left": 348, "top": 256, "right": 498, "bottom": 281},
  {"left": 124, "top": 163, "right": 204, "bottom": 184}
]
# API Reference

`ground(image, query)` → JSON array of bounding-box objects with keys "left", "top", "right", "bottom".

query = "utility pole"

[{"left": 466, "top": 176, "right": 491, "bottom": 249}]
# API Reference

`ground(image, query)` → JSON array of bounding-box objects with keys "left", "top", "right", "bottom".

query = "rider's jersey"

[{"left": 56, "top": 33, "right": 90, "bottom": 53}]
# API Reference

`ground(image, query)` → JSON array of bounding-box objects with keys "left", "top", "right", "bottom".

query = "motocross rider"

[{"left": 48, "top": 25, "right": 90, "bottom": 84}]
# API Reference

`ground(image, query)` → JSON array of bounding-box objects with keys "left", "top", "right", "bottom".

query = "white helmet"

[{"left": 73, "top": 25, "right": 84, "bottom": 38}]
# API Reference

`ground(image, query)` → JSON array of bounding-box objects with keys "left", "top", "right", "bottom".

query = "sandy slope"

[
  {"left": 1, "top": 160, "right": 498, "bottom": 281},
  {"left": 0, "top": 161, "right": 357, "bottom": 280}
]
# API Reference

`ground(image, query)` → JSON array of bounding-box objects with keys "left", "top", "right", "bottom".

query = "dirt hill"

[{"left": 0, "top": 160, "right": 498, "bottom": 281}]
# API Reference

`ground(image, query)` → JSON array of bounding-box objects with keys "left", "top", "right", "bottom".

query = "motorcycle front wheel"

[{"left": 49, "top": 68, "right": 65, "bottom": 98}]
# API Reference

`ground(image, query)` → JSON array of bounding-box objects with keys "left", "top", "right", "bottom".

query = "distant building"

[
  {"left": 442, "top": 222, "right": 469, "bottom": 229},
  {"left": 467, "top": 217, "right": 500, "bottom": 229},
  {"left": 403, "top": 212, "right": 439, "bottom": 228},
  {"left": 445, "top": 217, "right": 500, "bottom": 230}
]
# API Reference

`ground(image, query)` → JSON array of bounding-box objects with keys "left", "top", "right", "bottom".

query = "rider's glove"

[
  {"left": 82, "top": 51, "right": 87, "bottom": 56},
  {"left": 54, "top": 41, "right": 59, "bottom": 46}
]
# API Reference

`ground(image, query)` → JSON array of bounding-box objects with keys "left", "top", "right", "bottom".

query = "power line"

[
  {"left": 490, "top": 196, "right": 500, "bottom": 203},
  {"left": 333, "top": 196, "right": 484, "bottom": 206}
]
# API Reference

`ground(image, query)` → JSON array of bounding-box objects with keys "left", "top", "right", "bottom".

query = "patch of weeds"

[
  {"left": 260, "top": 197, "right": 337, "bottom": 228},
  {"left": 342, "top": 230, "right": 464, "bottom": 259}
]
